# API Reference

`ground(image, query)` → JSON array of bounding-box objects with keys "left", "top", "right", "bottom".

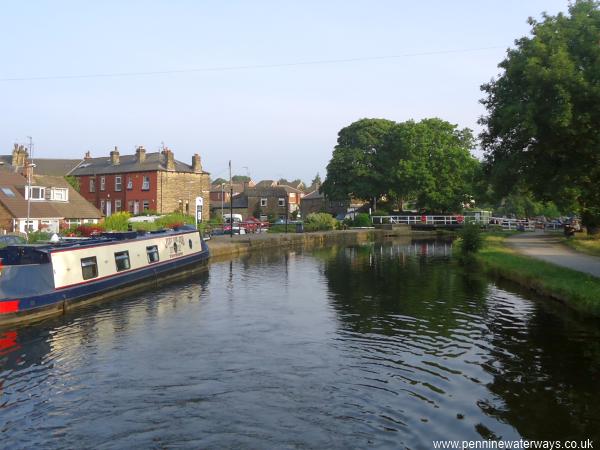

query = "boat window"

[
  {"left": 147, "top": 245, "right": 159, "bottom": 263},
  {"left": 81, "top": 257, "right": 98, "bottom": 280},
  {"left": 114, "top": 250, "right": 130, "bottom": 272},
  {"left": 188, "top": 239, "right": 193, "bottom": 249}
]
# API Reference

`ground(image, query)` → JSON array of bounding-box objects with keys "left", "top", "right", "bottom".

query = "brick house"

[
  {"left": 300, "top": 189, "right": 349, "bottom": 219},
  {"left": 224, "top": 185, "right": 303, "bottom": 220},
  {"left": 70, "top": 147, "right": 211, "bottom": 220}
]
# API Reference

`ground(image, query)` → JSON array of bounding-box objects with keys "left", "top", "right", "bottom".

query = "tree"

[
  {"left": 65, "top": 175, "right": 80, "bottom": 192},
  {"left": 321, "top": 118, "right": 396, "bottom": 204},
  {"left": 311, "top": 173, "right": 322, "bottom": 186},
  {"left": 212, "top": 177, "right": 227, "bottom": 185},
  {"left": 322, "top": 118, "right": 479, "bottom": 212},
  {"left": 480, "top": 0, "right": 600, "bottom": 230},
  {"left": 232, "top": 175, "right": 251, "bottom": 183}
]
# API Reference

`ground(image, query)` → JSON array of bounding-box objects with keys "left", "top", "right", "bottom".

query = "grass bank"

[
  {"left": 477, "top": 234, "right": 600, "bottom": 316},
  {"left": 562, "top": 233, "right": 600, "bottom": 257}
]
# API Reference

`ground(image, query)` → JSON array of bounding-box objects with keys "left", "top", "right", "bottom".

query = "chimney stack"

[
  {"left": 84, "top": 151, "right": 92, "bottom": 160},
  {"left": 110, "top": 146, "right": 120, "bottom": 165},
  {"left": 162, "top": 148, "right": 175, "bottom": 171},
  {"left": 192, "top": 153, "right": 202, "bottom": 173},
  {"left": 11, "top": 144, "right": 28, "bottom": 167},
  {"left": 135, "top": 145, "right": 146, "bottom": 163}
]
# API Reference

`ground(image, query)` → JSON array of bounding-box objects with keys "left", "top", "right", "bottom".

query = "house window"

[
  {"left": 115, "top": 199, "right": 122, "bottom": 212},
  {"left": 142, "top": 200, "right": 150, "bottom": 211},
  {"left": 100, "top": 199, "right": 106, "bottom": 214},
  {"left": 50, "top": 188, "right": 68, "bottom": 201},
  {"left": 278, "top": 197, "right": 286, "bottom": 207},
  {"left": 89, "top": 178, "right": 96, "bottom": 193},
  {"left": 114, "top": 250, "right": 130, "bottom": 272},
  {"left": 147, "top": 245, "right": 159, "bottom": 263},
  {"left": 260, "top": 198, "right": 267, "bottom": 207},
  {"left": 115, "top": 176, "right": 122, "bottom": 191},
  {"left": 100, "top": 176, "right": 106, "bottom": 191},
  {"left": 27, "top": 186, "right": 45, "bottom": 200},
  {"left": 127, "top": 178, "right": 133, "bottom": 190},
  {"left": 1, "top": 187, "right": 15, "bottom": 197},
  {"left": 142, "top": 176, "right": 150, "bottom": 191},
  {"left": 128, "top": 200, "right": 134, "bottom": 213},
  {"left": 81, "top": 257, "right": 98, "bottom": 280}
]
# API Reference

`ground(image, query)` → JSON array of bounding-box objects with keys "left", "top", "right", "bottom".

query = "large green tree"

[
  {"left": 321, "top": 118, "right": 395, "bottom": 205},
  {"left": 480, "top": 0, "right": 600, "bottom": 229},
  {"left": 322, "top": 118, "right": 479, "bottom": 212}
]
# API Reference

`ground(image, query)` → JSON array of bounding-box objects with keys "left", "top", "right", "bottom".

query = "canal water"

[{"left": 1, "top": 238, "right": 599, "bottom": 449}]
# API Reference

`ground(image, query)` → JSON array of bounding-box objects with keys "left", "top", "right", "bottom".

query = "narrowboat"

[{"left": 0, "top": 225, "right": 209, "bottom": 326}]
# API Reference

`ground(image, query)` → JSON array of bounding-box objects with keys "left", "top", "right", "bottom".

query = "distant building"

[
  {"left": 70, "top": 146, "right": 211, "bottom": 220},
  {"left": 220, "top": 185, "right": 303, "bottom": 220},
  {"left": 300, "top": 189, "right": 349, "bottom": 219}
]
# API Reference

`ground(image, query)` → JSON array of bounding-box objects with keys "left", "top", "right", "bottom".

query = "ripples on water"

[{"left": 1, "top": 238, "right": 599, "bottom": 449}]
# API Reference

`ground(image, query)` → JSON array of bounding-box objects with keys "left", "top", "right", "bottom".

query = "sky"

[{"left": 1, "top": 0, "right": 570, "bottom": 184}]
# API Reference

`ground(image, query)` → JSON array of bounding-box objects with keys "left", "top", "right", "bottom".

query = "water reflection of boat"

[{"left": 0, "top": 225, "right": 209, "bottom": 326}]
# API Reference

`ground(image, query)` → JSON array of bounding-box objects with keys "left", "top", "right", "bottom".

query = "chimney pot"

[{"left": 110, "top": 146, "right": 120, "bottom": 165}]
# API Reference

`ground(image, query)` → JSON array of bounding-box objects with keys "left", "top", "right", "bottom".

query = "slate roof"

[
  {"left": 33, "top": 175, "right": 101, "bottom": 219},
  {"left": 302, "top": 190, "right": 324, "bottom": 200},
  {"left": 0, "top": 155, "right": 83, "bottom": 176},
  {"left": 70, "top": 152, "right": 205, "bottom": 176},
  {"left": 0, "top": 173, "right": 101, "bottom": 219}
]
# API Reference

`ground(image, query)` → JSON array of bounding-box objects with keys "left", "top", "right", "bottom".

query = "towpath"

[{"left": 506, "top": 232, "right": 600, "bottom": 278}]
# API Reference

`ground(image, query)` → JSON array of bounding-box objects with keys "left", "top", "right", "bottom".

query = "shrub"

[
  {"left": 76, "top": 224, "right": 105, "bottom": 237},
  {"left": 371, "top": 209, "right": 389, "bottom": 217},
  {"left": 304, "top": 212, "right": 336, "bottom": 232},
  {"left": 155, "top": 213, "right": 195, "bottom": 229},
  {"left": 27, "top": 231, "right": 51, "bottom": 243},
  {"left": 458, "top": 222, "right": 482, "bottom": 262},
  {"left": 102, "top": 212, "right": 132, "bottom": 231}
]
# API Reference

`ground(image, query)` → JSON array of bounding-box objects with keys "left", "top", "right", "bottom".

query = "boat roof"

[{"left": 0, "top": 225, "right": 198, "bottom": 255}]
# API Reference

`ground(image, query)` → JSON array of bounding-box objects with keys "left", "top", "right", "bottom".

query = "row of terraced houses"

[{"left": 0, "top": 144, "right": 346, "bottom": 234}]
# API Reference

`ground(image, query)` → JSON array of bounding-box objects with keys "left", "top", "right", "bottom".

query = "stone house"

[{"left": 70, "top": 147, "right": 211, "bottom": 221}]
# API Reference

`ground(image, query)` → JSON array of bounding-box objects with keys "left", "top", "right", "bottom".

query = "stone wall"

[{"left": 157, "top": 171, "right": 211, "bottom": 220}]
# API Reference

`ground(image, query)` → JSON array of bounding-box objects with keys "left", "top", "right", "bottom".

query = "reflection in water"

[{"left": 0, "top": 240, "right": 599, "bottom": 449}]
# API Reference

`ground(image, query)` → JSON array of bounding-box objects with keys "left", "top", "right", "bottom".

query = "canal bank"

[
  {"left": 208, "top": 229, "right": 388, "bottom": 261},
  {"left": 476, "top": 234, "right": 600, "bottom": 317}
]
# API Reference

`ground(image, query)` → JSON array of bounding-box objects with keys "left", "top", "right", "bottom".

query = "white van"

[{"left": 223, "top": 213, "right": 243, "bottom": 224}]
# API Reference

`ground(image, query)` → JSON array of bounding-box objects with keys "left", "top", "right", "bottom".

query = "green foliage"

[
  {"left": 102, "top": 212, "right": 131, "bottom": 231},
  {"left": 494, "top": 192, "right": 563, "bottom": 218},
  {"left": 371, "top": 209, "right": 389, "bottom": 216},
  {"left": 154, "top": 213, "right": 195, "bottom": 229},
  {"left": 345, "top": 213, "right": 372, "bottom": 227},
  {"left": 212, "top": 177, "right": 227, "bottom": 185},
  {"left": 458, "top": 222, "right": 483, "bottom": 261},
  {"left": 27, "top": 231, "right": 51, "bottom": 243},
  {"left": 322, "top": 118, "right": 479, "bottom": 212},
  {"left": 304, "top": 212, "right": 337, "bottom": 232},
  {"left": 480, "top": 1, "right": 600, "bottom": 227},
  {"left": 311, "top": 173, "right": 322, "bottom": 186},
  {"left": 232, "top": 175, "right": 251, "bottom": 183},
  {"left": 65, "top": 175, "right": 80, "bottom": 192}
]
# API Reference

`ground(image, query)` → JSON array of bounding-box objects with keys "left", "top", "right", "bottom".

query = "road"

[{"left": 506, "top": 232, "right": 600, "bottom": 278}]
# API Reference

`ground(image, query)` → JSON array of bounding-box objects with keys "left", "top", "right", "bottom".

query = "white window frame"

[
  {"left": 100, "top": 176, "right": 106, "bottom": 191},
  {"left": 260, "top": 198, "right": 267, "bottom": 207},
  {"left": 89, "top": 178, "right": 96, "bottom": 193},
  {"left": 278, "top": 197, "right": 286, "bottom": 207},
  {"left": 115, "top": 176, "right": 122, "bottom": 192},
  {"left": 100, "top": 199, "right": 106, "bottom": 214},
  {"left": 27, "top": 186, "right": 46, "bottom": 201},
  {"left": 50, "top": 187, "right": 68, "bottom": 202},
  {"left": 115, "top": 199, "right": 122, "bottom": 212},
  {"left": 142, "top": 200, "right": 150, "bottom": 211},
  {"left": 142, "top": 176, "right": 150, "bottom": 191},
  {"left": 127, "top": 178, "right": 133, "bottom": 190}
]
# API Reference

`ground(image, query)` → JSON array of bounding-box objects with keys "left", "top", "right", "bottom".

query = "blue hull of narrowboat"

[{"left": 0, "top": 235, "right": 210, "bottom": 327}]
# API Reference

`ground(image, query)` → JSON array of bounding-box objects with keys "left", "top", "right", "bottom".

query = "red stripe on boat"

[{"left": 0, "top": 300, "right": 19, "bottom": 314}]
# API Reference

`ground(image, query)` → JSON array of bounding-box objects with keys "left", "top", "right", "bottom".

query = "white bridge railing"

[{"left": 372, "top": 215, "right": 564, "bottom": 231}]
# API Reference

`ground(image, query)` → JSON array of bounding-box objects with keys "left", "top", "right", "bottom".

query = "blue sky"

[{"left": 1, "top": 0, "right": 569, "bottom": 183}]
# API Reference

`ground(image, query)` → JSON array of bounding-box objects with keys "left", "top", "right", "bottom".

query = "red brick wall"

[{"left": 77, "top": 172, "right": 158, "bottom": 214}]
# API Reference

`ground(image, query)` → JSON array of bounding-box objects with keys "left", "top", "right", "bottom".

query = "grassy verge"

[
  {"left": 477, "top": 234, "right": 600, "bottom": 316},
  {"left": 562, "top": 233, "right": 600, "bottom": 257}
]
